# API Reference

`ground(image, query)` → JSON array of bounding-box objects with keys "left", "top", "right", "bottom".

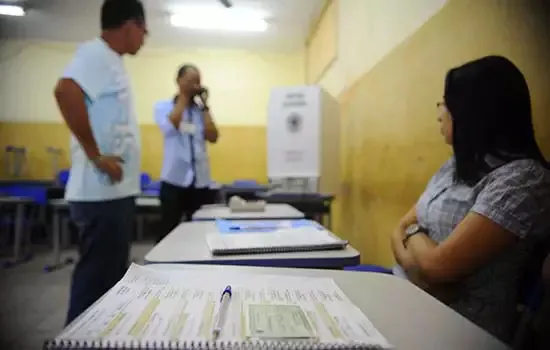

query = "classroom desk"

[
  {"left": 138, "top": 191, "right": 158, "bottom": 198},
  {"left": 0, "top": 196, "right": 34, "bottom": 264},
  {"left": 219, "top": 183, "right": 274, "bottom": 202},
  {"left": 148, "top": 263, "right": 509, "bottom": 350},
  {"left": 256, "top": 192, "right": 335, "bottom": 229},
  {"left": 47, "top": 197, "right": 161, "bottom": 271},
  {"left": 192, "top": 203, "right": 304, "bottom": 221},
  {"left": 144, "top": 221, "right": 360, "bottom": 268}
]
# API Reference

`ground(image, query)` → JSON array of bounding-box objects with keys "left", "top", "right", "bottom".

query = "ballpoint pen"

[{"left": 212, "top": 285, "right": 232, "bottom": 340}]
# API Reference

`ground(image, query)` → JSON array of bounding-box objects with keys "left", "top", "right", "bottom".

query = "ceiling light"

[
  {"left": 0, "top": 4, "right": 25, "bottom": 17},
  {"left": 170, "top": 7, "right": 268, "bottom": 32}
]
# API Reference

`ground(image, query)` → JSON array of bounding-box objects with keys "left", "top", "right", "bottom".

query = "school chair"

[
  {"left": 512, "top": 237, "right": 550, "bottom": 349},
  {"left": 232, "top": 179, "right": 259, "bottom": 187},
  {"left": 140, "top": 172, "right": 152, "bottom": 190},
  {"left": 56, "top": 169, "right": 70, "bottom": 187}
]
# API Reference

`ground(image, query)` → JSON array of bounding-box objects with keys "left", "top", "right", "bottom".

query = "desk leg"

[
  {"left": 13, "top": 203, "right": 23, "bottom": 262},
  {"left": 51, "top": 210, "right": 61, "bottom": 267},
  {"left": 327, "top": 203, "right": 333, "bottom": 230},
  {"left": 136, "top": 215, "right": 144, "bottom": 241},
  {"left": 38, "top": 205, "right": 47, "bottom": 228},
  {"left": 44, "top": 210, "right": 75, "bottom": 273},
  {"left": 61, "top": 217, "right": 70, "bottom": 248}
]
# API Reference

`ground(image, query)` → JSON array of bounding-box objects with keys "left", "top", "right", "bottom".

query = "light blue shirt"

[
  {"left": 62, "top": 38, "right": 141, "bottom": 201},
  {"left": 154, "top": 100, "right": 211, "bottom": 188}
]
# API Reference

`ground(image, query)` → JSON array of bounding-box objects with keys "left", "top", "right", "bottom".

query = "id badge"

[{"left": 179, "top": 122, "right": 197, "bottom": 134}]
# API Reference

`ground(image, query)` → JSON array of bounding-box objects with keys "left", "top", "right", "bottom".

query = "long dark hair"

[
  {"left": 173, "top": 64, "right": 199, "bottom": 104},
  {"left": 444, "top": 55, "right": 547, "bottom": 185}
]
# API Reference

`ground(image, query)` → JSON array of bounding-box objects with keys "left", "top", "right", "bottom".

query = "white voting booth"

[{"left": 267, "top": 85, "right": 340, "bottom": 194}]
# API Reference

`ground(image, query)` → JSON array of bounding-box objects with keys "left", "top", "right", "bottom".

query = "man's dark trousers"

[{"left": 65, "top": 196, "right": 135, "bottom": 325}]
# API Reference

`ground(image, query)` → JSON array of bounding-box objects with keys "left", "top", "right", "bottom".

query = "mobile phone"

[{"left": 194, "top": 87, "right": 208, "bottom": 108}]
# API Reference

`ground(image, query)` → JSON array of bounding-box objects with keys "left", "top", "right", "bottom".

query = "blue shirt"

[
  {"left": 62, "top": 38, "right": 141, "bottom": 201},
  {"left": 154, "top": 100, "right": 211, "bottom": 188}
]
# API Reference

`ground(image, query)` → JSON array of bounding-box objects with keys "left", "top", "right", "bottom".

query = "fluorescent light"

[
  {"left": 0, "top": 4, "right": 25, "bottom": 17},
  {"left": 170, "top": 7, "right": 268, "bottom": 32}
]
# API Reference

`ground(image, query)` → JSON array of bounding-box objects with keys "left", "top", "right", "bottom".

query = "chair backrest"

[
  {"left": 542, "top": 253, "right": 550, "bottom": 285},
  {"left": 513, "top": 245, "right": 550, "bottom": 349},
  {"left": 531, "top": 253, "right": 550, "bottom": 349},
  {"left": 56, "top": 169, "right": 70, "bottom": 187},
  {"left": 140, "top": 173, "right": 152, "bottom": 190},
  {"left": 232, "top": 179, "right": 259, "bottom": 188},
  {"left": 518, "top": 235, "right": 550, "bottom": 307}
]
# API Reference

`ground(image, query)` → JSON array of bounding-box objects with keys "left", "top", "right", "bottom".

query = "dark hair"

[
  {"left": 176, "top": 64, "right": 199, "bottom": 78},
  {"left": 444, "top": 55, "right": 547, "bottom": 185},
  {"left": 173, "top": 64, "right": 199, "bottom": 103},
  {"left": 101, "top": 0, "right": 145, "bottom": 30}
]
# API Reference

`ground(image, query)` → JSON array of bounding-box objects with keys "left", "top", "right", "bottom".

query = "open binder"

[{"left": 44, "top": 265, "right": 392, "bottom": 350}]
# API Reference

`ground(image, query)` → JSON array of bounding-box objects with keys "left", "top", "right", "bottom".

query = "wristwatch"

[{"left": 402, "top": 223, "right": 426, "bottom": 247}]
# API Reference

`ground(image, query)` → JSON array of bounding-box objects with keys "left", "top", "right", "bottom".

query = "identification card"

[
  {"left": 179, "top": 122, "right": 197, "bottom": 134},
  {"left": 245, "top": 304, "right": 316, "bottom": 340}
]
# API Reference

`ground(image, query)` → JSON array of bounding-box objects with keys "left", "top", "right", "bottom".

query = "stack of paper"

[{"left": 45, "top": 264, "right": 392, "bottom": 350}]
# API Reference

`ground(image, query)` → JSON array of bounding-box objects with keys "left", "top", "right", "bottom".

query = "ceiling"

[{"left": 0, "top": 0, "right": 324, "bottom": 52}]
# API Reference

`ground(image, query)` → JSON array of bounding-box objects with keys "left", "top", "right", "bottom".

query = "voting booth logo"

[{"left": 286, "top": 113, "right": 302, "bottom": 133}]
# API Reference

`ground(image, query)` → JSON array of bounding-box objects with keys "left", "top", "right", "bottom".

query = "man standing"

[
  {"left": 53, "top": 0, "right": 147, "bottom": 325},
  {"left": 154, "top": 64, "right": 219, "bottom": 243}
]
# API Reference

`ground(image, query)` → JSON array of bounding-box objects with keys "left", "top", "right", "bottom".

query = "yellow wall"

[
  {"left": 315, "top": 0, "right": 550, "bottom": 265},
  {"left": 315, "top": 0, "right": 447, "bottom": 96},
  {"left": 0, "top": 40, "right": 304, "bottom": 180},
  {"left": 306, "top": 0, "right": 447, "bottom": 263},
  {"left": 305, "top": 0, "right": 338, "bottom": 83}
]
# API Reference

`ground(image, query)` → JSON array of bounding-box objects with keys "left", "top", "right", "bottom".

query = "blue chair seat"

[
  {"left": 144, "top": 181, "right": 161, "bottom": 191},
  {"left": 344, "top": 264, "right": 393, "bottom": 274},
  {"left": 141, "top": 189, "right": 160, "bottom": 196}
]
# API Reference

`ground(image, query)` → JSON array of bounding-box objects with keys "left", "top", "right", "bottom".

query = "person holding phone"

[{"left": 154, "top": 64, "right": 219, "bottom": 243}]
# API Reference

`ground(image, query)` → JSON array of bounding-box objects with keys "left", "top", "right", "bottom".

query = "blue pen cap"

[{"left": 221, "top": 285, "right": 232, "bottom": 301}]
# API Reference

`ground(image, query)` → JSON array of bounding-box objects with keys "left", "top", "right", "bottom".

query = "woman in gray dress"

[{"left": 391, "top": 55, "right": 550, "bottom": 342}]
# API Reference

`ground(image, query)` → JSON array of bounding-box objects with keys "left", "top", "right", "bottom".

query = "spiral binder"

[
  {"left": 43, "top": 339, "right": 382, "bottom": 349},
  {"left": 44, "top": 265, "right": 392, "bottom": 350},
  {"left": 205, "top": 229, "right": 348, "bottom": 256},
  {"left": 210, "top": 242, "right": 347, "bottom": 256}
]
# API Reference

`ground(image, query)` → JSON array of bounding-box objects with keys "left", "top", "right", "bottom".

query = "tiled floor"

[{"left": 0, "top": 242, "right": 154, "bottom": 350}]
